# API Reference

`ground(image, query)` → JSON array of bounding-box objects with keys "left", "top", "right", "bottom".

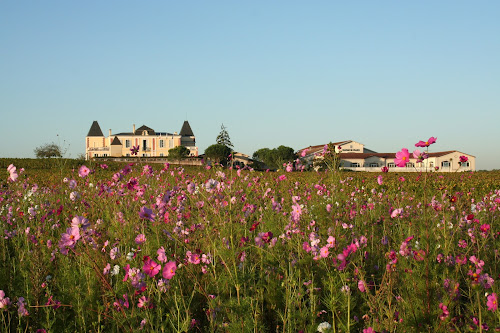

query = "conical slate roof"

[
  {"left": 87, "top": 121, "right": 104, "bottom": 137},
  {"left": 180, "top": 121, "right": 194, "bottom": 136},
  {"left": 111, "top": 136, "right": 122, "bottom": 145}
]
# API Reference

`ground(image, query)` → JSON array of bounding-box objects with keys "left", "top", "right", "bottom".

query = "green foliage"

[
  {"left": 216, "top": 124, "right": 233, "bottom": 148},
  {"left": 252, "top": 145, "right": 297, "bottom": 170},
  {"left": 34, "top": 143, "right": 62, "bottom": 158},
  {"left": 1, "top": 159, "right": 500, "bottom": 332},
  {"left": 204, "top": 143, "right": 232, "bottom": 166},
  {"left": 167, "top": 145, "right": 190, "bottom": 160}
]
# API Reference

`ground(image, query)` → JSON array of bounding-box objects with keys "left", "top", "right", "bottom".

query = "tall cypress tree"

[{"left": 216, "top": 124, "right": 233, "bottom": 149}]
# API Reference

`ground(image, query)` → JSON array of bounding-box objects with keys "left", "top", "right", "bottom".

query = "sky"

[{"left": 1, "top": 1, "right": 499, "bottom": 170}]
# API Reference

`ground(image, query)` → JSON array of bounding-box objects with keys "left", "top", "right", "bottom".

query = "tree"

[
  {"left": 216, "top": 124, "right": 233, "bottom": 149},
  {"left": 252, "top": 145, "right": 296, "bottom": 170},
  {"left": 34, "top": 143, "right": 62, "bottom": 158},
  {"left": 168, "top": 146, "right": 190, "bottom": 161},
  {"left": 204, "top": 144, "right": 232, "bottom": 166}
]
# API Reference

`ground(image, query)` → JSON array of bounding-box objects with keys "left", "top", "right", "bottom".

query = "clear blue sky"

[{"left": 1, "top": 1, "right": 499, "bottom": 170}]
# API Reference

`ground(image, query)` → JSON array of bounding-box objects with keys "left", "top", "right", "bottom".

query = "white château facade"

[{"left": 85, "top": 121, "right": 198, "bottom": 160}]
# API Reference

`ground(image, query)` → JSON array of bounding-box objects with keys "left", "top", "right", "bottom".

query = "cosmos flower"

[
  {"left": 142, "top": 257, "right": 161, "bottom": 278},
  {"left": 415, "top": 137, "right": 437, "bottom": 147},
  {"left": 394, "top": 148, "right": 410, "bottom": 167},
  {"left": 78, "top": 165, "right": 90, "bottom": 178},
  {"left": 162, "top": 261, "right": 177, "bottom": 280},
  {"left": 487, "top": 293, "right": 497, "bottom": 311},
  {"left": 130, "top": 145, "right": 140, "bottom": 156}
]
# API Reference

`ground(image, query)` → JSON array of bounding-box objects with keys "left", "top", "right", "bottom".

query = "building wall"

[{"left": 86, "top": 131, "right": 198, "bottom": 159}]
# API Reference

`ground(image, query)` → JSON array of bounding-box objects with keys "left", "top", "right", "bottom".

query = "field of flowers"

[{"left": 1, "top": 155, "right": 499, "bottom": 332}]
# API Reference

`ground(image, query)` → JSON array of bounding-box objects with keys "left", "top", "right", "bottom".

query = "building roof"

[
  {"left": 135, "top": 125, "right": 155, "bottom": 135},
  {"left": 87, "top": 121, "right": 104, "bottom": 137},
  {"left": 180, "top": 121, "right": 194, "bottom": 136},
  {"left": 111, "top": 136, "right": 122, "bottom": 145}
]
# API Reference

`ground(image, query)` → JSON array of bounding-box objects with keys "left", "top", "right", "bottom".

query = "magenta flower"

[
  {"left": 60, "top": 227, "right": 81, "bottom": 248},
  {"left": 162, "top": 261, "right": 177, "bottom": 280},
  {"left": 394, "top": 148, "right": 410, "bottom": 167},
  {"left": 439, "top": 303, "right": 449, "bottom": 320},
  {"left": 412, "top": 149, "right": 428, "bottom": 161},
  {"left": 130, "top": 145, "right": 140, "bottom": 156},
  {"left": 135, "top": 234, "right": 146, "bottom": 245},
  {"left": 381, "top": 166, "right": 389, "bottom": 173},
  {"left": 460, "top": 155, "right": 468, "bottom": 163},
  {"left": 377, "top": 175, "right": 383, "bottom": 185},
  {"left": 415, "top": 137, "right": 437, "bottom": 147},
  {"left": 157, "top": 247, "right": 167, "bottom": 263},
  {"left": 487, "top": 293, "right": 497, "bottom": 311},
  {"left": 71, "top": 216, "right": 89, "bottom": 230},
  {"left": 137, "top": 296, "right": 149, "bottom": 308},
  {"left": 17, "top": 297, "right": 29, "bottom": 317},
  {"left": 78, "top": 165, "right": 90, "bottom": 178},
  {"left": 142, "top": 257, "right": 161, "bottom": 277},
  {"left": 7, "top": 164, "right": 18, "bottom": 182},
  {"left": 139, "top": 206, "right": 155, "bottom": 222},
  {"left": 0, "top": 290, "right": 11, "bottom": 309},
  {"left": 319, "top": 246, "right": 329, "bottom": 258},
  {"left": 358, "top": 280, "right": 367, "bottom": 293}
]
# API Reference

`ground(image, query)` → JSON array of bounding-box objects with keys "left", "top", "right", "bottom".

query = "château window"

[
  {"left": 369, "top": 163, "right": 378, "bottom": 167},
  {"left": 160, "top": 140, "right": 164, "bottom": 148},
  {"left": 351, "top": 162, "right": 360, "bottom": 168},
  {"left": 441, "top": 161, "right": 450, "bottom": 167},
  {"left": 125, "top": 140, "right": 131, "bottom": 148},
  {"left": 388, "top": 163, "right": 396, "bottom": 168}
]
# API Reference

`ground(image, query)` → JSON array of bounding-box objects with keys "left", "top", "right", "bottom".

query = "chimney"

[
  {"left": 109, "top": 129, "right": 112, "bottom": 145},
  {"left": 133, "top": 124, "right": 136, "bottom": 133},
  {"left": 109, "top": 129, "right": 112, "bottom": 137}
]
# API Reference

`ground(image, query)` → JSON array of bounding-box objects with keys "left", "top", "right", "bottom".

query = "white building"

[{"left": 299, "top": 140, "right": 475, "bottom": 172}]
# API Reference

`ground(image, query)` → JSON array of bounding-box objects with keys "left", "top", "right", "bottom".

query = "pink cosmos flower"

[
  {"left": 137, "top": 296, "right": 149, "bottom": 308},
  {"left": 135, "top": 234, "right": 146, "bottom": 245},
  {"left": 439, "top": 303, "right": 449, "bottom": 320},
  {"left": 377, "top": 175, "right": 383, "bottom": 185},
  {"left": 157, "top": 246, "right": 167, "bottom": 263},
  {"left": 358, "top": 280, "right": 366, "bottom": 293},
  {"left": 412, "top": 149, "right": 428, "bottom": 161},
  {"left": 319, "top": 246, "right": 329, "bottom": 258},
  {"left": 460, "top": 155, "right": 468, "bottom": 163},
  {"left": 415, "top": 137, "right": 437, "bottom": 147},
  {"left": 78, "top": 165, "right": 90, "bottom": 178},
  {"left": 391, "top": 208, "right": 403, "bottom": 218},
  {"left": 394, "top": 148, "right": 410, "bottom": 167},
  {"left": 381, "top": 166, "right": 389, "bottom": 173},
  {"left": 0, "top": 290, "right": 11, "bottom": 309},
  {"left": 300, "top": 148, "right": 309, "bottom": 157},
  {"left": 162, "top": 261, "right": 177, "bottom": 280},
  {"left": 7, "top": 164, "right": 18, "bottom": 182},
  {"left": 363, "top": 328, "right": 375, "bottom": 333},
  {"left": 142, "top": 257, "right": 161, "bottom": 277},
  {"left": 487, "top": 293, "right": 497, "bottom": 311}
]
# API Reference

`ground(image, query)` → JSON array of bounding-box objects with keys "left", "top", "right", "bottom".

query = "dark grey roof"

[
  {"left": 135, "top": 125, "right": 155, "bottom": 135},
  {"left": 111, "top": 136, "right": 122, "bottom": 145},
  {"left": 180, "top": 121, "right": 194, "bottom": 136},
  {"left": 87, "top": 121, "right": 104, "bottom": 137}
]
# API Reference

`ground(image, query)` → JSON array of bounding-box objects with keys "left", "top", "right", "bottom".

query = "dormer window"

[{"left": 143, "top": 130, "right": 148, "bottom": 136}]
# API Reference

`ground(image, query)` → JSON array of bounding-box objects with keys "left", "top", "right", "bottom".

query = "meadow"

[{"left": 1, "top": 156, "right": 499, "bottom": 332}]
